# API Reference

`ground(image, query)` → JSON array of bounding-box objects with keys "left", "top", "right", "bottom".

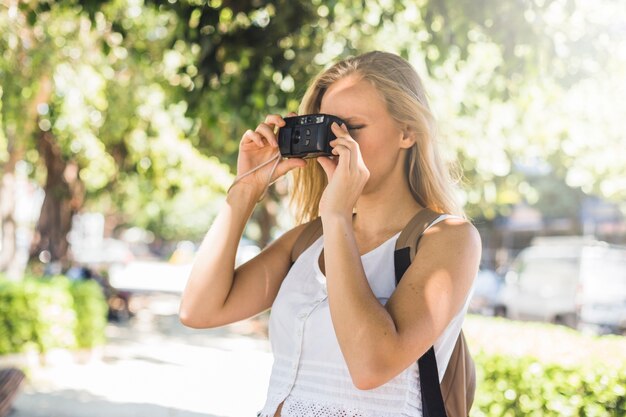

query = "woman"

[{"left": 179, "top": 51, "right": 481, "bottom": 417}]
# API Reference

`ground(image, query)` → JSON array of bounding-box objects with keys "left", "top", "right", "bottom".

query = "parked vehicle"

[
  {"left": 578, "top": 245, "right": 626, "bottom": 334},
  {"left": 468, "top": 269, "right": 504, "bottom": 316},
  {"left": 494, "top": 236, "right": 626, "bottom": 334}
]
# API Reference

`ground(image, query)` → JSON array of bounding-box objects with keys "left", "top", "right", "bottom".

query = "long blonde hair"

[{"left": 289, "top": 51, "right": 465, "bottom": 224}]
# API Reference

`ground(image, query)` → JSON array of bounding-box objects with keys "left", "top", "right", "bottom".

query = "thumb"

[
  {"left": 316, "top": 156, "right": 336, "bottom": 180},
  {"left": 287, "top": 157, "right": 308, "bottom": 171},
  {"left": 275, "top": 157, "right": 307, "bottom": 178}
]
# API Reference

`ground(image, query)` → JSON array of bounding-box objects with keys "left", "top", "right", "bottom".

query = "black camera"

[{"left": 278, "top": 114, "right": 346, "bottom": 159}]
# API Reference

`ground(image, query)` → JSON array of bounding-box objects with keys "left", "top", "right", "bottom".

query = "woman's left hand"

[{"left": 316, "top": 122, "right": 370, "bottom": 219}]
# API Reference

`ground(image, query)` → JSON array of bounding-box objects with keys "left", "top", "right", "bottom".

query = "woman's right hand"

[{"left": 233, "top": 113, "right": 307, "bottom": 195}]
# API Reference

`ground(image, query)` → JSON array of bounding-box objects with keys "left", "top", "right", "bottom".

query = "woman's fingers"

[
  {"left": 333, "top": 140, "right": 359, "bottom": 173},
  {"left": 242, "top": 129, "right": 265, "bottom": 148},
  {"left": 317, "top": 156, "right": 338, "bottom": 182},
  {"left": 332, "top": 144, "right": 351, "bottom": 174},
  {"left": 330, "top": 122, "right": 359, "bottom": 172},
  {"left": 275, "top": 157, "right": 307, "bottom": 179},
  {"left": 255, "top": 123, "right": 278, "bottom": 147},
  {"left": 241, "top": 113, "right": 301, "bottom": 150},
  {"left": 264, "top": 114, "right": 286, "bottom": 130}
]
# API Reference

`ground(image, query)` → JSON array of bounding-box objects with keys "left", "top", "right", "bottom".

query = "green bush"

[
  {"left": 472, "top": 351, "right": 626, "bottom": 416},
  {"left": 29, "top": 276, "right": 77, "bottom": 352},
  {"left": 70, "top": 278, "right": 108, "bottom": 348},
  {"left": 0, "top": 279, "right": 39, "bottom": 354},
  {"left": 0, "top": 274, "right": 108, "bottom": 355},
  {"left": 466, "top": 316, "right": 626, "bottom": 416}
]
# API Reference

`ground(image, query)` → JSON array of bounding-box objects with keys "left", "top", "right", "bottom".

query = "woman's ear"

[{"left": 399, "top": 124, "right": 417, "bottom": 149}]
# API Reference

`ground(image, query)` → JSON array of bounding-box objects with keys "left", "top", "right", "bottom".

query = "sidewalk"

[{"left": 10, "top": 293, "right": 274, "bottom": 417}]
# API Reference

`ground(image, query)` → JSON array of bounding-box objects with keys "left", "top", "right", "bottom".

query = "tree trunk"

[{"left": 28, "top": 131, "right": 85, "bottom": 269}]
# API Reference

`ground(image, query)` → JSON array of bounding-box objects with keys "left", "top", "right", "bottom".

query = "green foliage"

[
  {"left": 29, "top": 276, "right": 78, "bottom": 352},
  {"left": 139, "top": 0, "right": 626, "bottom": 222},
  {"left": 466, "top": 315, "right": 626, "bottom": 416},
  {"left": 70, "top": 278, "right": 108, "bottom": 348},
  {"left": 0, "top": 87, "right": 6, "bottom": 164},
  {"left": 0, "top": 275, "right": 108, "bottom": 355},
  {"left": 1, "top": 1, "right": 234, "bottom": 242},
  {"left": 0, "top": 279, "right": 39, "bottom": 354},
  {"left": 2, "top": 0, "right": 625, "bottom": 245},
  {"left": 141, "top": 0, "right": 330, "bottom": 166},
  {"left": 472, "top": 352, "right": 626, "bottom": 416}
]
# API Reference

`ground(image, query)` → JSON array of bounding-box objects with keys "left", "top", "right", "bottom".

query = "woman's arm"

[
  {"left": 179, "top": 113, "right": 306, "bottom": 329},
  {"left": 179, "top": 180, "right": 309, "bottom": 329},
  {"left": 322, "top": 213, "right": 481, "bottom": 390},
  {"left": 178, "top": 183, "right": 259, "bottom": 328}
]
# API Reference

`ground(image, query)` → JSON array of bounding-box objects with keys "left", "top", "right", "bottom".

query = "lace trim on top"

[{"left": 258, "top": 395, "right": 422, "bottom": 417}]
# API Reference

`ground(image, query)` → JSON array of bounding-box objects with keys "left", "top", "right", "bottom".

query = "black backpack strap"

[
  {"left": 394, "top": 208, "right": 441, "bottom": 285},
  {"left": 394, "top": 208, "right": 448, "bottom": 417},
  {"left": 419, "top": 347, "right": 446, "bottom": 417}
]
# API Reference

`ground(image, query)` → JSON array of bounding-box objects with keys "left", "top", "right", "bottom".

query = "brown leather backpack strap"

[
  {"left": 463, "top": 332, "right": 476, "bottom": 412},
  {"left": 395, "top": 207, "right": 443, "bottom": 259},
  {"left": 395, "top": 208, "right": 474, "bottom": 417},
  {"left": 441, "top": 330, "right": 475, "bottom": 417},
  {"left": 0, "top": 367, "right": 25, "bottom": 417},
  {"left": 290, "top": 217, "right": 324, "bottom": 265}
]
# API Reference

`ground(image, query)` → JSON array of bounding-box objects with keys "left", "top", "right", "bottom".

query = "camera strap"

[{"left": 227, "top": 151, "right": 282, "bottom": 202}]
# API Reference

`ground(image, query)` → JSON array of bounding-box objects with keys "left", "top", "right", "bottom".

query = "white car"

[
  {"left": 495, "top": 236, "right": 626, "bottom": 333},
  {"left": 468, "top": 269, "right": 504, "bottom": 316}
]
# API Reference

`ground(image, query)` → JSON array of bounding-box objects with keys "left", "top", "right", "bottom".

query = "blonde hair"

[{"left": 289, "top": 51, "right": 465, "bottom": 225}]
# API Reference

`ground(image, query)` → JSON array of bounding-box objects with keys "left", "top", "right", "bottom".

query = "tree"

[
  {"left": 0, "top": 1, "right": 57, "bottom": 275},
  {"left": 2, "top": 0, "right": 624, "bottom": 278},
  {"left": 0, "top": 1, "right": 233, "bottom": 274}
]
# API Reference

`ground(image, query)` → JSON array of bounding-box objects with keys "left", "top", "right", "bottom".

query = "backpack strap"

[
  {"left": 419, "top": 347, "right": 447, "bottom": 417},
  {"left": 0, "top": 367, "right": 25, "bottom": 417},
  {"left": 441, "top": 331, "right": 476, "bottom": 417},
  {"left": 394, "top": 208, "right": 449, "bottom": 417},
  {"left": 394, "top": 207, "right": 442, "bottom": 284}
]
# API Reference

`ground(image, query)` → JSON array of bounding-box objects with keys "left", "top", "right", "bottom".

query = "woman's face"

[{"left": 319, "top": 73, "right": 414, "bottom": 194}]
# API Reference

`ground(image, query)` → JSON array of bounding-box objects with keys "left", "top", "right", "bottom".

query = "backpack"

[
  {"left": 0, "top": 367, "right": 25, "bottom": 417},
  {"left": 289, "top": 207, "right": 476, "bottom": 417}
]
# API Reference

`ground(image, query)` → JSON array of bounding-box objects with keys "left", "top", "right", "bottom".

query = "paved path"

[{"left": 11, "top": 293, "right": 273, "bottom": 417}]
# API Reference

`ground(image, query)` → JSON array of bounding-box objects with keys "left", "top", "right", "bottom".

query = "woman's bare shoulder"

[{"left": 424, "top": 215, "right": 479, "bottom": 239}]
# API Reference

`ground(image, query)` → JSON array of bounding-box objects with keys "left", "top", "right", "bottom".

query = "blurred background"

[{"left": 0, "top": 0, "right": 625, "bottom": 416}]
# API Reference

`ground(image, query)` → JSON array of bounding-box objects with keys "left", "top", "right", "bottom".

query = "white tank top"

[{"left": 258, "top": 214, "right": 475, "bottom": 417}]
